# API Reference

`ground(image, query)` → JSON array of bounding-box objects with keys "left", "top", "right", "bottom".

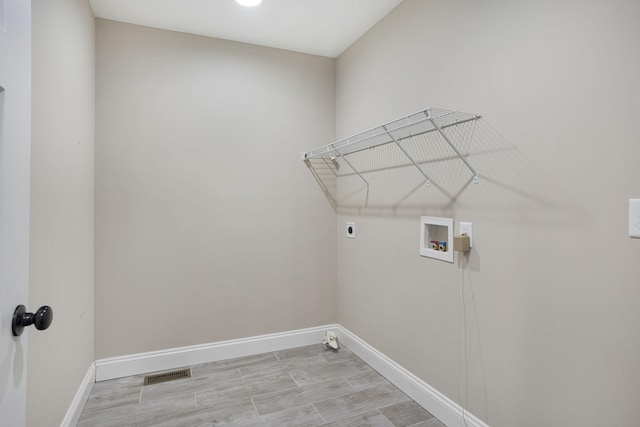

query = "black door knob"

[{"left": 12, "top": 305, "right": 53, "bottom": 336}]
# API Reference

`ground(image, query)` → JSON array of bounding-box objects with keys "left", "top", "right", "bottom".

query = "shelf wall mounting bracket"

[
  {"left": 320, "top": 156, "right": 339, "bottom": 176},
  {"left": 331, "top": 144, "right": 370, "bottom": 191}
]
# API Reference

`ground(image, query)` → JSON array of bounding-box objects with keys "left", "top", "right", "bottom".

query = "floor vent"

[{"left": 143, "top": 368, "right": 191, "bottom": 386}]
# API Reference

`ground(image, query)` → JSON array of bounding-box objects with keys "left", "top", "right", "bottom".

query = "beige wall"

[
  {"left": 28, "top": 2, "right": 640, "bottom": 425},
  {"left": 336, "top": 1, "right": 640, "bottom": 426},
  {"left": 95, "top": 20, "right": 337, "bottom": 358},
  {"left": 28, "top": 0, "right": 95, "bottom": 426}
]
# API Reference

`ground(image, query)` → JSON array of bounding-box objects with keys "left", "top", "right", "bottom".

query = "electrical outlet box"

[
  {"left": 459, "top": 222, "right": 473, "bottom": 247},
  {"left": 346, "top": 222, "right": 355, "bottom": 239}
]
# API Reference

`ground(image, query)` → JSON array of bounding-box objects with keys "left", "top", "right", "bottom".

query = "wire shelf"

[{"left": 301, "top": 108, "right": 482, "bottom": 191}]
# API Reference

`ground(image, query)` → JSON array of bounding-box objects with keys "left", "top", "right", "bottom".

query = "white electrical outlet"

[
  {"left": 630, "top": 199, "right": 640, "bottom": 238},
  {"left": 460, "top": 222, "right": 473, "bottom": 247},
  {"left": 346, "top": 222, "right": 355, "bottom": 239}
]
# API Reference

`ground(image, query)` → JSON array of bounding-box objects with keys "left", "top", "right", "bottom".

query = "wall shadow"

[{"left": 304, "top": 120, "right": 585, "bottom": 225}]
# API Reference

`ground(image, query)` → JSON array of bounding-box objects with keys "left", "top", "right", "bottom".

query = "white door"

[{"left": 0, "top": 1, "right": 32, "bottom": 426}]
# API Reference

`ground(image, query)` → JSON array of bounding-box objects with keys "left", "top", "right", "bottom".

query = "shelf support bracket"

[
  {"left": 331, "top": 145, "right": 370, "bottom": 192},
  {"left": 320, "top": 156, "right": 339, "bottom": 176},
  {"left": 382, "top": 125, "right": 431, "bottom": 186},
  {"left": 428, "top": 116, "right": 479, "bottom": 184}
]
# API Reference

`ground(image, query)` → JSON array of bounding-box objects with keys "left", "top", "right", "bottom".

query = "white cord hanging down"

[{"left": 459, "top": 255, "right": 470, "bottom": 427}]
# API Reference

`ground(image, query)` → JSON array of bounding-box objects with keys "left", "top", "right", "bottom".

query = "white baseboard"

[
  {"left": 95, "top": 324, "right": 336, "bottom": 382},
  {"left": 91, "top": 323, "right": 488, "bottom": 427},
  {"left": 60, "top": 362, "right": 95, "bottom": 427},
  {"left": 335, "top": 325, "right": 488, "bottom": 427}
]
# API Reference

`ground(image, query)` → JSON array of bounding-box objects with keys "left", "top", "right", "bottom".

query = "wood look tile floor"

[{"left": 78, "top": 344, "right": 446, "bottom": 427}]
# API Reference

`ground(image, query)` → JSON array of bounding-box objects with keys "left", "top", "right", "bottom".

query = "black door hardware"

[{"left": 12, "top": 305, "right": 53, "bottom": 336}]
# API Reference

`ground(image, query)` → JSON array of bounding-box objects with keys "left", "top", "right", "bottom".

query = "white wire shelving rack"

[{"left": 301, "top": 108, "right": 481, "bottom": 193}]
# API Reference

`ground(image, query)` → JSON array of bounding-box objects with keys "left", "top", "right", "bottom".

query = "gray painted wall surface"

[
  {"left": 28, "top": 0, "right": 95, "bottom": 426},
  {"left": 336, "top": 1, "right": 640, "bottom": 426},
  {"left": 95, "top": 20, "right": 337, "bottom": 358}
]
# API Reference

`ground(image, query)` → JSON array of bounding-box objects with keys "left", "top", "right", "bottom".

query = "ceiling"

[{"left": 88, "top": 0, "right": 404, "bottom": 58}]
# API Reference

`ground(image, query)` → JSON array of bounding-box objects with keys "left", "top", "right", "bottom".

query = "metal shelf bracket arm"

[
  {"left": 427, "top": 115, "right": 479, "bottom": 184},
  {"left": 331, "top": 144, "right": 370, "bottom": 190},
  {"left": 382, "top": 125, "right": 431, "bottom": 186}
]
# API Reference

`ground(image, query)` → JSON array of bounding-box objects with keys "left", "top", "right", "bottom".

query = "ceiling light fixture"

[{"left": 235, "top": 0, "right": 262, "bottom": 6}]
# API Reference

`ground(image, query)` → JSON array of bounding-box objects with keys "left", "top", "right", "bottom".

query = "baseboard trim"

[
  {"left": 335, "top": 325, "right": 489, "bottom": 427},
  {"left": 95, "top": 324, "right": 336, "bottom": 382},
  {"left": 59, "top": 362, "right": 95, "bottom": 427},
  {"left": 92, "top": 324, "right": 488, "bottom": 426}
]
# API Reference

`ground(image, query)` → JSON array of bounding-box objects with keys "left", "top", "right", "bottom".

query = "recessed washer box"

[{"left": 420, "top": 216, "right": 453, "bottom": 263}]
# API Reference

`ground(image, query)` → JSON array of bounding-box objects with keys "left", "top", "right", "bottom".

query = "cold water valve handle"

[{"left": 12, "top": 305, "right": 53, "bottom": 336}]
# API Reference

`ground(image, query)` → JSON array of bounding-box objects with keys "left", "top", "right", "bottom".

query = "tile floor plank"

[
  {"left": 81, "top": 387, "right": 141, "bottom": 415},
  {"left": 135, "top": 396, "right": 257, "bottom": 427},
  {"left": 378, "top": 400, "right": 435, "bottom": 427},
  {"left": 195, "top": 370, "right": 298, "bottom": 408},
  {"left": 345, "top": 369, "right": 393, "bottom": 391},
  {"left": 317, "top": 409, "right": 394, "bottom": 427},
  {"left": 239, "top": 354, "right": 329, "bottom": 378},
  {"left": 231, "top": 404, "right": 324, "bottom": 427},
  {"left": 252, "top": 377, "right": 355, "bottom": 415},
  {"left": 275, "top": 345, "right": 335, "bottom": 360},
  {"left": 190, "top": 352, "right": 278, "bottom": 376},
  {"left": 313, "top": 383, "right": 410, "bottom": 423},
  {"left": 410, "top": 419, "right": 447, "bottom": 427},
  {"left": 78, "top": 344, "right": 445, "bottom": 427},
  {"left": 290, "top": 357, "right": 375, "bottom": 386},
  {"left": 78, "top": 394, "right": 196, "bottom": 427}
]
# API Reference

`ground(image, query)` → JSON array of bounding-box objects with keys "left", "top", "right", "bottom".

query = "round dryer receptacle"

[{"left": 346, "top": 222, "right": 355, "bottom": 239}]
